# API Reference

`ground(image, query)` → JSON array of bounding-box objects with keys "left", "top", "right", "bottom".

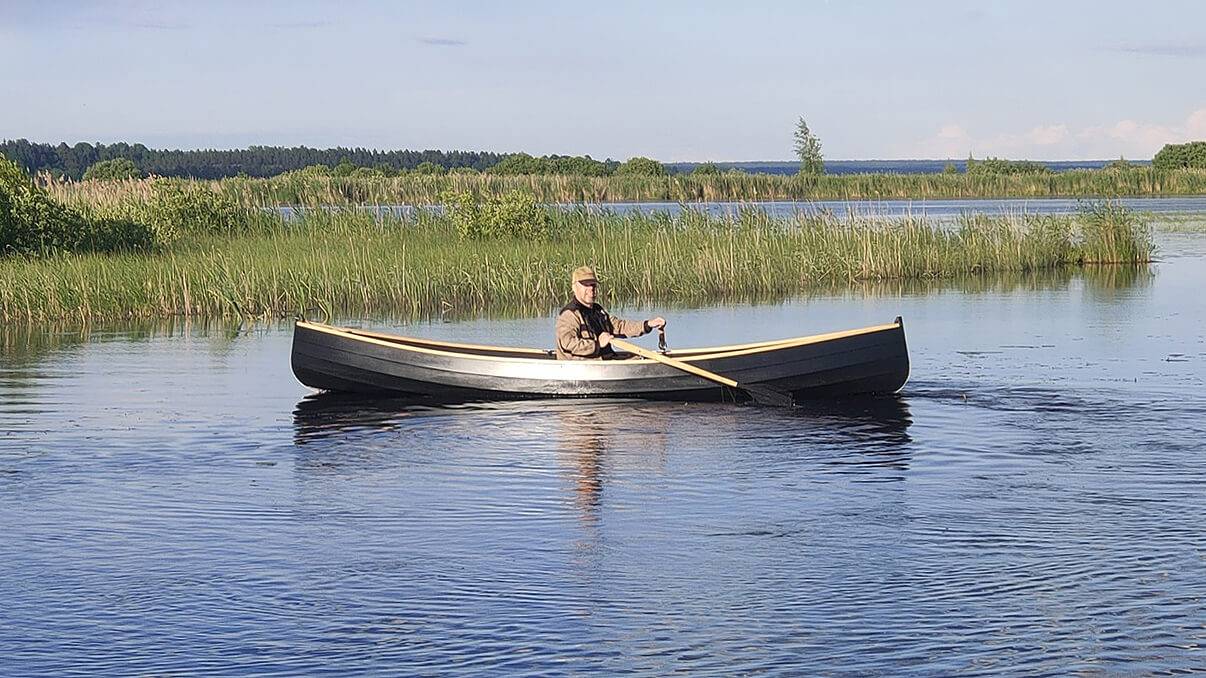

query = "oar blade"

[{"left": 743, "top": 383, "right": 795, "bottom": 408}]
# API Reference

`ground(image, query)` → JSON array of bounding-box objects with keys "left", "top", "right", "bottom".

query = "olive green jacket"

[{"left": 555, "top": 299, "right": 649, "bottom": 360}]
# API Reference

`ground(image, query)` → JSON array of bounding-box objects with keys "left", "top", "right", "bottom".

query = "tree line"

[{"left": 0, "top": 139, "right": 507, "bottom": 180}]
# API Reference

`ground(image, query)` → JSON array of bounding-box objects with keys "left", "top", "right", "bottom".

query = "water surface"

[{"left": 2, "top": 235, "right": 1205, "bottom": 675}]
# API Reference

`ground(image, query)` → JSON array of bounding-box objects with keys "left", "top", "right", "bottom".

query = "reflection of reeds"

[
  {"left": 0, "top": 207, "right": 1153, "bottom": 322},
  {"left": 42, "top": 168, "right": 1206, "bottom": 206}
]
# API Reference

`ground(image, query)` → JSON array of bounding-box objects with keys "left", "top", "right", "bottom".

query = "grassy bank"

[
  {"left": 41, "top": 168, "right": 1206, "bottom": 207},
  {"left": 0, "top": 205, "right": 1153, "bottom": 323}
]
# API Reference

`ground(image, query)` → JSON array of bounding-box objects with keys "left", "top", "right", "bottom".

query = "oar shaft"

[{"left": 610, "top": 338, "right": 739, "bottom": 388}]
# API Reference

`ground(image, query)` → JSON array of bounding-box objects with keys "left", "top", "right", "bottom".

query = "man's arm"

[
  {"left": 606, "top": 312, "right": 665, "bottom": 338},
  {"left": 555, "top": 310, "right": 600, "bottom": 358}
]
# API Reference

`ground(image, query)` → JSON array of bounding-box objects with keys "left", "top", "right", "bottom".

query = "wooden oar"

[{"left": 610, "top": 338, "right": 795, "bottom": 407}]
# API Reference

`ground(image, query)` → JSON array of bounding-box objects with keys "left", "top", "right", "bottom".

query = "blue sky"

[{"left": 3, "top": 0, "right": 1204, "bottom": 160}]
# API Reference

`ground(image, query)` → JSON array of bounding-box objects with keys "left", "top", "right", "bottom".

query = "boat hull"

[{"left": 290, "top": 319, "right": 910, "bottom": 402}]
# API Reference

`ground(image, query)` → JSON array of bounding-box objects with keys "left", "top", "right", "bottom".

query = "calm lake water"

[{"left": 3, "top": 234, "right": 1206, "bottom": 675}]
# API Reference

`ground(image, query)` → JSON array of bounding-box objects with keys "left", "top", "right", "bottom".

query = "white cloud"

[{"left": 905, "top": 107, "right": 1206, "bottom": 159}]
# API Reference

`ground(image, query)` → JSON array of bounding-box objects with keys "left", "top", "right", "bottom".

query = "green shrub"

[
  {"left": 2, "top": 155, "right": 89, "bottom": 254},
  {"left": 350, "top": 166, "right": 387, "bottom": 178},
  {"left": 415, "top": 161, "right": 447, "bottom": 175},
  {"left": 1152, "top": 141, "right": 1206, "bottom": 170},
  {"left": 487, "top": 153, "right": 613, "bottom": 176},
  {"left": 82, "top": 158, "right": 141, "bottom": 181},
  {"left": 443, "top": 190, "right": 551, "bottom": 240},
  {"left": 1, "top": 155, "right": 161, "bottom": 254},
  {"left": 616, "top": 156, "right": 668, "bottom": 177},
  {"left": 692, "top": 162, "right": 722, "bottom": 176},
  {"left": 966, "top": 157, "right": 1052, "bottom": 175},
  {"left": 89, "top": 180, "right": 255, "bottom": 242}
]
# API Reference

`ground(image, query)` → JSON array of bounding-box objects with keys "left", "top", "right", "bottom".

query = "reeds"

[
  {"left": 0, "top": 206, "right": 1153, "bottom": 322},
  {"left": 40, "top": 168, "right": 1206, "bottom": 207}
]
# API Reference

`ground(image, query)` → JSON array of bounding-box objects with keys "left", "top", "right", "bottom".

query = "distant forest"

[{"left": 0, "top": 139, "right": 506, "bottom": 180}]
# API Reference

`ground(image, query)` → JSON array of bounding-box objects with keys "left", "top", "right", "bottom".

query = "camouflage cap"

[{"left": 571, "top": 265, "right": 598, "bottom": 284}]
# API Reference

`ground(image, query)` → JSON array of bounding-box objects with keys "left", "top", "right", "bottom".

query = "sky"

[{"left": 2, "top": 0, "right": 1204, "bottom": 161}]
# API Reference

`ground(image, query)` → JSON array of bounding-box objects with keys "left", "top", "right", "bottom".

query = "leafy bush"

[
  {"left": 691, "top": 162, "right": 722, "bottom": 176},
  {"left": 350, "top": 166, "right": 387, "bottom": 178},
  {"left": 85, "top": 180, "right": 254, "bottom": 243},
  {"left": 1152, "top": 141, "right": 1206, "bottom": 170},
  {"left": 487, "top": 153, "right": 614, "bottom": 176},
  {"left": 140, "top": 181, "right": 252, "bottom": 236},
  {"left": 1, "top": 155, "right": 160, "bottom": 254},
  {"left": 83, "top": 157, "right": 141, "bottom": 181},
  {"left": 443, "top": 190, "right": 551, "bottom": 240},
  {"left": 966, "top": 157, "right": 1052, "bottom": 175},
  {"left": 415, "top": 161, "right": 447, "bottom": 175},
  {"left": 615, "top": 156, "right": 667, "bottom": 177}
]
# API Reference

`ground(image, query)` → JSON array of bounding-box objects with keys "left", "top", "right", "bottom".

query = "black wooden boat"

[{"left": 290, "top": 318, "right": 910, "bottom": 402}]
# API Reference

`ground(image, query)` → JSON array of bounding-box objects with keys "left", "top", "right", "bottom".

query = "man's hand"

[
  {"left": 598, "top": 332, "right": 613, "bottom": 348},
  {"left": 647, "top": 317, "right": 666, "bottom": 330}
]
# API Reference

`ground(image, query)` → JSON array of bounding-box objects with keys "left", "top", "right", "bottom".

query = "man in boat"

[{"left": 555, "top": 266, "right": 666, "bottom": 360}]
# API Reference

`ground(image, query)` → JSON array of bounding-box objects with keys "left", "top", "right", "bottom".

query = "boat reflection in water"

[{"left": 291, "top": 392, "right": 914, "bottom": 484}]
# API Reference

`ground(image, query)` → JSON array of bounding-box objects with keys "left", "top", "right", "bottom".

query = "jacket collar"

[{"left": 562, "top": 298, "right": 601, "bottom": 314}]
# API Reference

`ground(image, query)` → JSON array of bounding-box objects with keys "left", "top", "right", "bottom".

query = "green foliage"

[
  {"left": 80, "top": 180, "right": 258, "bottom": 245},
  {"left": 293, "top": 164, "right": 331, "bottom": 176},
  {"left": 691, "top": 162, "right": 722, "bottom": 176},
  {"left": 2, "top": 155, "right": 90, "bottom": 254},
  {"left": 0, "top": 155, "right": 157, "bottom": 254},
  {"left": 332, "top": 159, "right": 356, "bottom": 177},
  {"left": 793, "top": 117, "right": 825, "bottom": 175},
  {"left": 1152, "top": 141, "right": 1206, "bottom": 170},
  {"left": 966, "top": 156, "right": 1052, "bottom": 175},
  {"left": 443, "top": 190, "right": 552, "bottom": 240},
  {"left": 615, "top": 157, "right": 667, "bottom": 177},
  {"left": 83, "top": 157, "right": 141, "bottom": 181},
  {"left": 349, "top": 166, "right": 386, "bottom": 178},
  {"left": 488, "top": 153, "right": 614, "bottom": 176},
  {"left": 1102, "top": 157, "right": 1134, "bottom": 172},
  {"left": 415, "top": 161, "right": 447, "bottom": 175},
  {"left": 0, "top": 138, "right": 503, "bottom": 179},
  {"left": 142, "top": 181, "right": 254, "bottom": 236},
  {"left": 943, "top": 163, "right": 959, "bottom": 175}
]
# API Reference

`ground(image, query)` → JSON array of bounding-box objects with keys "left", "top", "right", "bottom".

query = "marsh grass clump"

[
  {"left": 1075, "top": 201, "right": 1155, "bottom": 264},
  {"left": 44, "top": 167, "right": 1206, "bottom": 207},
  {"left": 0, "top": 201, "right": 1156, "bottom": 322}
]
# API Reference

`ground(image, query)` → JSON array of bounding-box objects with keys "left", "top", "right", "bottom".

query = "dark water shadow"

[{"left": 291, "top": 392, "right": 913, "bottom": 457}]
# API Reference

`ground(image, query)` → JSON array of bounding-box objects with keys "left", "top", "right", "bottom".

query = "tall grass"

[
  {"left": 0, "top": 205, "right": 1153, "bottom": 322},
  {"left": 41, "top": 168, "right": 1206, "bottom": 207}
]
